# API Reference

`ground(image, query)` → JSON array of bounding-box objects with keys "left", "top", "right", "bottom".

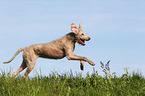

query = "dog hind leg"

[
  {"left": 23, "top": 58, "right": 37, "bottom": 80},
  {"left": 12, "top": 60, "right": 27, "bottom": 77}
]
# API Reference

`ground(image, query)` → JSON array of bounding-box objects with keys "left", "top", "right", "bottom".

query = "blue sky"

[{"left": 0, "top": 1, "right": 145, "bottom": 77}]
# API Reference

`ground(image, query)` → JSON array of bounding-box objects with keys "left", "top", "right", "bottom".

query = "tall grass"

[{"left": 0, "top": 61, "right": 145, "bottom": 95}]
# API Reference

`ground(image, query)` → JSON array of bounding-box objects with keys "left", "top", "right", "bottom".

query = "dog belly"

[
  {"left": 35, "top": 48, "right": 66, "bottom": 59},
  {"left": 39, "top": 52, "right": 65, "bottom": 59}
]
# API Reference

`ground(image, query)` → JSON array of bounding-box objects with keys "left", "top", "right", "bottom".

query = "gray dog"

[{"left": 4, "top": 23, "right": 95, "bottom": 79}]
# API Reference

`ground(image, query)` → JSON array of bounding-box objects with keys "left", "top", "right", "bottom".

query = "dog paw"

[
  {"left": 89, "top": 61, "right": 95, "bottom": 66},
  {"left": 80, "top": 60, "right": 84, "bottom": 70}
]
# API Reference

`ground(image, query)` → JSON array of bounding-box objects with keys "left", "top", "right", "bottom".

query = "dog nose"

[
  {"left": 88, "top": 37, "right": 91, "bottom": 40},
  {"left": 87, "top": 37, "right": 91, "bottom": 41}
]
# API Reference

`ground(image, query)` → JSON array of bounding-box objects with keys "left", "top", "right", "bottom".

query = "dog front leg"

[
  {"left": 80, "top": 60, "right": 84, "bottom": 70},
  {"left": 67, "top": 54, "right": 95, "bottom": 66}
]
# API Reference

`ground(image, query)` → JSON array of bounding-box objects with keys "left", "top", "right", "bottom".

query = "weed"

[{"left": 0, "top": 61, "right": 145, "bottom": 95}]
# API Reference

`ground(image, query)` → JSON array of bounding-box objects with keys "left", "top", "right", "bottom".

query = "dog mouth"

[{"left": 79, "top": 39, "right": 86, "bottom": 45}]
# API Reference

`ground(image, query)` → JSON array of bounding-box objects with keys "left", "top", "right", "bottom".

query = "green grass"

[{"left": 0, "top": 61, "right": 145, "bottom": 96}]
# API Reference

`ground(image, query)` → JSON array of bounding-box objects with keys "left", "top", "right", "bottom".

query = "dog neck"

[{"left": 66, "top": 32, "right": 76, "bottom": 44}]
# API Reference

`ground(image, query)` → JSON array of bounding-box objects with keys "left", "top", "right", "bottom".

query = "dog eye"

[{"left": 81, "top": 33, "right": 84, "bottom": 35}]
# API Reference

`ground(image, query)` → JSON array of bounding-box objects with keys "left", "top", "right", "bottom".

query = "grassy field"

[{"left": 0, "top": 61, "right": 145, "bottom": 96}]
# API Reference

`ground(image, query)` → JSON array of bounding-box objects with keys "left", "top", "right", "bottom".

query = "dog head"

[{"left": 71, "top": 23, "right": 90, "bottom": 46}]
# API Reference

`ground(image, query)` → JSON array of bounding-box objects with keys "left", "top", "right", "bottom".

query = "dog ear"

[
  {"left": 79, "top": 23, "right": 83, "bottom": 31},
  {"left": 71, "top": 23, "right": 78, "bottom": 34}
]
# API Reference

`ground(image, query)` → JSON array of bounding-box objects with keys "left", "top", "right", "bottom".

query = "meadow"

[{"left": 0, "top": 61, "right": 145, "bottom": 96}]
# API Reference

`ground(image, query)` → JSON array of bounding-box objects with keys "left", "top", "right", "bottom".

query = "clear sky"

[{"left": 0, "top": 1, "right": 145, "bottom": 77}]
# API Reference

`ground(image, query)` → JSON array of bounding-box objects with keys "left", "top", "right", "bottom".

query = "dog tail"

[{"left": 3, "top": 47, "right": 25, "bottom": 64}]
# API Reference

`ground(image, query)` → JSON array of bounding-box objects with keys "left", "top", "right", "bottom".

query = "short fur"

[{"left": 3, "top": 23, "right": 95, "bottom": 80}]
